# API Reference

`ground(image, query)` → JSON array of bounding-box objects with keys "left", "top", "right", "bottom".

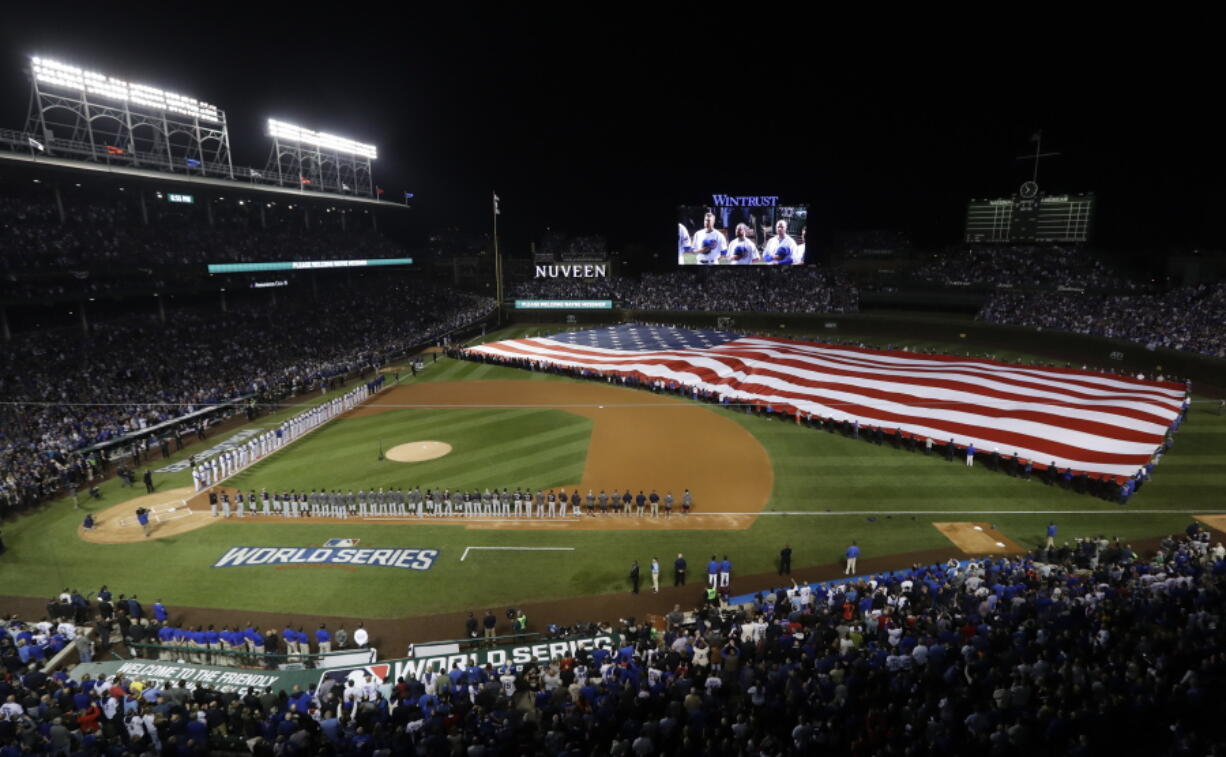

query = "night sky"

[{"left": 0, "top": 9, "right": 1219, "bottom": 253}]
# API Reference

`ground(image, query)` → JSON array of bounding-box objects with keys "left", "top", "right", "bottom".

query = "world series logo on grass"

[{"left": 213, "top": 546, "right": 438, "bottom": 570}]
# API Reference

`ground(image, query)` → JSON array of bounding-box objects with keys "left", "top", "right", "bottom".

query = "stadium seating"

[
  {"left": 511, "top": 267, "right": 860, "bottom": 314},
  {"left": 911, "top": 245, "right": 1145, "bottom": 290},
  {"left": 978, "top": 284, "right": 1226, "bottom": 358},
  {"left": 0, "top": 280, "right": 494, "bottom": 513}
]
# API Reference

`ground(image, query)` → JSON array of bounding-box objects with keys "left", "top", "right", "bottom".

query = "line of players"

[
  {"left": 679, "top": 213, "right": 806, "bottom": 265},
  {"left": 191, "top": 382, "right": 374, "bottom": 492},
  {"left": 207, "top": 486, "right": 695, "bottom": 519}
]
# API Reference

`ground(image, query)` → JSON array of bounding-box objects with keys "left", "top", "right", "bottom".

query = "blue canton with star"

[{"left": 544, "top": 324, "right": 741, "bottom": 352}]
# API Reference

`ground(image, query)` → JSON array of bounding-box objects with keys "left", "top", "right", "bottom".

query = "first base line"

[{"left": 460, "top": 546, "right": 575, "bottom": 562}]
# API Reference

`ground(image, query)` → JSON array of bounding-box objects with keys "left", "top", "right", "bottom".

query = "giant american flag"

[{"left": 467, "top": 324, "right": 1185, "bottom": 480}]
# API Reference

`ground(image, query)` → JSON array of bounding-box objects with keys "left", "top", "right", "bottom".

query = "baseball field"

[{"left": 3, "top": 324, "right": 1224, "bottom": 648}]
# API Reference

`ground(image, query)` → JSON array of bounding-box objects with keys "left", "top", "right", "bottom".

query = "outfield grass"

[{"left": 2, "top": 326, "right": 1222, "bottom": 619}]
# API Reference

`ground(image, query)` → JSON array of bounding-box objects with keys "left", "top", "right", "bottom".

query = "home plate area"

[{"left": 115, "top": 502, "right": 193, "bottom": 527}]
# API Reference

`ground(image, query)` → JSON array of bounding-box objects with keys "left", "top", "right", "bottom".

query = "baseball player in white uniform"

[
  {"left": 796, "top": 227, "right": 806, "bottom": 264},
  {"left": 727, "top": 224, "right": 759, "bottom": 265},
  {"left": 677, "top": 222, "right": 693, "bottom": 263},
  {"left": 690, "top": 213, "right": 727, "bottom": 264},
  {"left": 761, "top": 220, "right": 798, "bottom": 265}
]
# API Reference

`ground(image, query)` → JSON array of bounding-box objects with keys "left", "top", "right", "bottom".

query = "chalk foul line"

[{"left": 460, "top": 546, "right": 576, "bottom": 562}]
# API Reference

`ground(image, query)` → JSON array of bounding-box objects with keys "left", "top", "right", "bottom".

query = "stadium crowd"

[
  {"left": 0, "top": 279, "right": 495, "bottom": 514},
  {"left": 977, "top": 282, "right": 1226, "bottom": 358},
  {"left": 911, "top": 246, "right": 1145, "bottom": 291},
  {"left": 3, "top": 525, "right": 1223, "bottom": 755},
  {"left": 35, "top": 586, "right": 374, "bottom": 669},
  {"left": 511, "top": 268, "right": 859, "bottom": 313},
  {"left": 0, "top": 191, "right": 401, "bottom": 275}
]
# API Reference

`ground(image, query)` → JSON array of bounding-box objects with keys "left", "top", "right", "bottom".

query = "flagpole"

[
  {"left": 1032, "top": 130, "right": 1042, "bottom": 183},
  {"left": 493, "top": 192, "right": 503, "bottom": 309}
]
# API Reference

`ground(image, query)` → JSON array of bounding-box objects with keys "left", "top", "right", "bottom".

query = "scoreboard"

[{"left": 965, "top": 190, "right": 1094, "bottom": 244}]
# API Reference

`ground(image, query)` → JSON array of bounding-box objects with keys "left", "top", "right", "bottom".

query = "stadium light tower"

[
  {"left": 25, "top": 56, "right": 234, "bottom": 179},
  {"left": 265, "top": 119, "right": 376, "bottom": 198}
]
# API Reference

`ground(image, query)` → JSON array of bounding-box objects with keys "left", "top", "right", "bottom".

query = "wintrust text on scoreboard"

[{"left": 710, "top": 195, "right": 780, "bottom": 207}]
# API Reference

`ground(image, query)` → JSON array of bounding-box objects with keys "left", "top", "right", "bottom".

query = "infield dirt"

[{"left": 79, "top": 487, "right": 212, "bottom": 544}]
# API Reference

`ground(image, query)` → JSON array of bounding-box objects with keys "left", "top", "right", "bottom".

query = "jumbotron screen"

[{"left": 677, "top": 195, "right": 808, "bottom": 265}]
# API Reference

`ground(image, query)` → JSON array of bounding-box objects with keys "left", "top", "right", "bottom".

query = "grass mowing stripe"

[
  {"left": 422, "top": 359, "right": 469, "bottom": 383},
  {"left": 349, "top": 407, "right": 542, "bottom": 438},
  {"left": 537, "top": 461, "right": 590, "bottom": 489},
  {"left": 457, "top": 439, "right": 592, "bottom": 482},
  {"left": 398, "top": 427, "right": 592, "bottom": 483},
  {"left": 466, "top": 363, "right": 498, "bottom": 381}
]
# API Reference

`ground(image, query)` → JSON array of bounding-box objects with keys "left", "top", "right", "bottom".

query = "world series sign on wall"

[
  {"left": 358, "top": 635, "right": 620, "bottom": 685},
  {"left": 70, "top": 636, "right": 623, "bottom": 696}
]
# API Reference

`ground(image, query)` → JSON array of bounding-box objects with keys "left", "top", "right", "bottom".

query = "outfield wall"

[{"left": 501, "top": 307, "right": 1226, "bottom": 391}]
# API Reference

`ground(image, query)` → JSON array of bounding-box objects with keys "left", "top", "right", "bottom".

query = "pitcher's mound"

[{"left": 387, "top": 441, "right": 452, "bottom": 462}]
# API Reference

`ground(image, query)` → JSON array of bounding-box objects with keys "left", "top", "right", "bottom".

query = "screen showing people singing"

[{"left": 677, "top": 196, "right": 808, "bottom": 266}]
